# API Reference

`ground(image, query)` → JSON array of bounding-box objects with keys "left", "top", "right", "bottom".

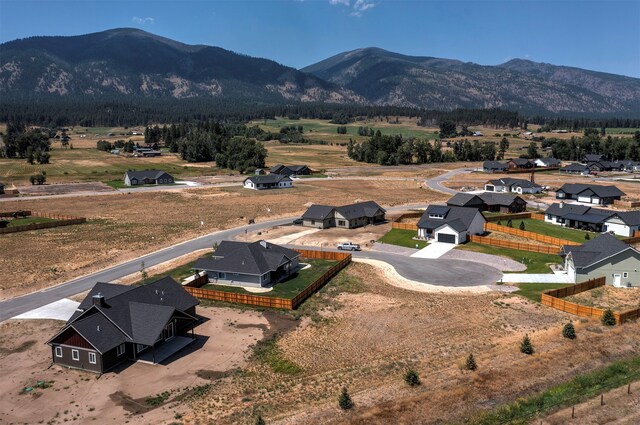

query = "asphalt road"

[{"left": 424, "top": 168, "right": 474, "bottom": 195}]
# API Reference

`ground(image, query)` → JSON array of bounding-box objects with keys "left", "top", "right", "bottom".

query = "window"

[
  {"left": 116, "top": 343, "right": 125, "bottom": 356},
  {"left": 72, "top": 349, "right": 79, "bottom": 361},
  {"left": 338, "top": 220, "right": 346, "bottom": 226},
  {"left": 547, "top": 214, "right": 552, "bottom": 219},
  {"left": 88, "top": 352, "right": 97, "bottom": 364},
  {"left": 219, "top": 272, "right": 226, "bottom": 279},
  {"left": 623, "top": 272, "right": 629, "bottom": 278},
  {"left": 137, "top": 344, "right": 145, "bottom": 353},
  {"left": 55, "top": 346, "right": 63, "bottom": 358}
]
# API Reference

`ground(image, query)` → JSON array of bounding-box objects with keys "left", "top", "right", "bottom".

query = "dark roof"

[
  {"left": 270, "top": 164, "right": 285, "bottom": 173},
  {"left": 545, "top": 203, "right": 592, "bottom": 218},
  {"left": 194, "top": 240, "right": 300, "bottom": 276},
  {"left": 477, "top": 192, "right": 526, "bottom": 206},
  {"left": 446, "top": 193, "right": 484, "bottom": 207},
  {"left": 302, "top": 204, "right": 335, "bottom": 220},
  {"left": 301, "top": 201, "right": 385, "bottom": 221},
  {"left": 125, "top": 170, "right": 172, "bottom": 180},
  {"left": 483, "top": 161, "right": 508, "bottom": 169},
  {"left": 609, "top": 211, "right": 640, "bottom": 226},
  {"left": 562, "top": 213, "right": 609, "bottom": 224},
  {"left": 288, "top": 165, "right": 309, "bottom": 172},
  {"left": 70, "top": 312, "right": 128, "bottom": 353},
  {"left": 562, "top": 233, "right": 634, "bottom": 269},
  {"left": 584, "top": 154, "right": 605, "bottom": 162},
  {"left": 487, "top": 178, "right": 541, "bottom": 189},
  {"left": 417, "top": 205, "right": 484, "bottom": 232},
  {"left": 557, "top": 183, "right": 625, "bottom": 198},
  {"left": 537, "top": 157, "right": 560, "bottom": 166},
  {"left": 244, "top": 174, "right": 291, "bottom": 184},
  {"left": 561, "top": 163, "right": 589, "bottom": 171},
  {"left": 509, "top": 158, "right": 533, "bottom": 166}
]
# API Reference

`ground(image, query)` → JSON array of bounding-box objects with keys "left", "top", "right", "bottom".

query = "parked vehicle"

[
  {"left": 292, "top": 218, "right": 303, "bottom": 225},
  {"left": 337, "top": 242, "right": 361, "bottom": 251}
]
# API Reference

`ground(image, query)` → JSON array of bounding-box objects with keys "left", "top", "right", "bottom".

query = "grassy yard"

[
  {"left": 500, "top": 218, "right": 594, "bottom": 243},
  {"left": 140, "top": 256, "right": 207, "bottom": 285},
  {"left": 202, "top": 259, "right": 338, "bottom": 299},
  {"left": 378, "top": 228, "right": 427, "bottom": 249},
  {"left": 456, "top": 242, "right": 562, "bottom": 274},
  {"left": 5, "top": 216, "right": 57, "bottom": 227},
  {"left": 105, "top": 180, "right": 178, "bottom": 190},
  {"left": 514, "top": 283, "right": 573, "bottom": 302}
]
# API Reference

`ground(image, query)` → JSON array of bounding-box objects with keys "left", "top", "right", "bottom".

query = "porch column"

[{"left": 152, "top": 346, "right": 156, "bottom": 364}]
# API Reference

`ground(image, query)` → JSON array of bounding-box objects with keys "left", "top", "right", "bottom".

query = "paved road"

[{"left": 424, "top": 168, "right": 474, "bottom": 195}]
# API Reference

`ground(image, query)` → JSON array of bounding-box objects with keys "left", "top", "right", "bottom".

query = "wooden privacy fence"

[
  {"left": 484, "top": 222, "right": 579, "bottom": 247},
  {"left": 541, "top": 276, "right": 640, "bottom": 325},
  {"left": 0, "top": 210, "right": 32, "bottom": 218},
  {"left": 391, "top": 212, "right": 422, "bottom": 231},
  {"left": 183, "top": 250, "right": 352, "bottom": 310},
  {"left": 484, "top": 212, "right": 545, "bottom": 222},
  {"left": 614, "top": 199, "right": 640, "bottom": 208},
  {"left": 0, "top": 211, "right": 87, "bottom": 234},
  {"left": 469, "top": 235, "right": 561, "bottom": 255}
]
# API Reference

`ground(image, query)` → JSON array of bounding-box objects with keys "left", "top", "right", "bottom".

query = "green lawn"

[
  {"left": 498, "top": 218, "right": 594, "bottom": 243},
  {"left": 140, "top": 256, "right": 207, "bottom": 286},
  {"left": 105, "top": 180, "right": 178, "bottom": 189},
  {"left": 378, "top": 228, "right": 427, "bottom": 249},
  {"left": 514, "top": 283, "right": 573, "bottom": 302},
  {"left": 6, "top": 216, "right": 57, "bottom": 227},
  {"left": 202, "top": 259, "right": 338, "bottom": 299},
  {"left": 456, "top": 242, "right": 562, "bottom": 274}
]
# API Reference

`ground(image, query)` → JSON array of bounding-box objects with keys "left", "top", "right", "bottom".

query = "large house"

[
  {"left": 270, "top": 164, "right": 311, "bottom": 176},
  {"left": 417, "top": 205, "right": 485, "bottom": 244},
  {"left": 447, "top": 192, "right": 527, "bottom": 213},
  {"left": 545, "top": 203, "right": 640, "bottom": 237},
  {"left": 555, "top": 183, "right": 625, "bottom": 205},
  {"left": 47, "top": 277, "right": 199, "bottom": 373},
  {"left": 243, "top": 174, "right": 293, "bottom": 190},
  {"left": 534, "top": 157, "right": 560, "bottom": 168},
  {"left": 482, "top": 161, "right": 508, "bottom": 173},
  {"left": 562, "top": 234, "right": 640, "bottom": 286},
  {"left": 194, "top": 240, "right": 301, "bottom": 287},
  {"left": 124, "top": 170, "right": 174, "bottom": 186},
  {"left": 507, "top": 158, "right": 536, "bottom": 169},
  {"left": 613, "top": 160, "right": 640, "bottom": 172},
  {"left": 484, "top": 177, "right": 542, "bottom": 194},
  {"left": 302, "top": 201, "right": 386, "bottom": 229},
  {"left": 560, "top": 163, "right": 589, "bottom": 175},
  {"left": 582, "top": 155, "right": 623, "bottom": 172}
]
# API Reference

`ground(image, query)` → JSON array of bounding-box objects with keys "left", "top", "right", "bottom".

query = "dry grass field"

[
  {"left": 565, "top": 286, "right": 640, "bottom": 311},
  {"left": 0, "top": 179, "right": 441, "bottom": 300}
]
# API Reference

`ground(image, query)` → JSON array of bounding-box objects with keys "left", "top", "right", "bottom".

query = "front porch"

[{"left": 137, "top": 336, "right": 195, "bottom": 365}]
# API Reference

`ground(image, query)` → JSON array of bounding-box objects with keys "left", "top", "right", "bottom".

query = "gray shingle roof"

[
  {"left": 483, "top": 161, "right": 508, "bottom": 170},
  {"left": 488, "top": 178, "right": 541, "bottom": 189},
  {"left": 562, "top": 233, "right": 635, "bottom": 269},
  {"left": 245, "top": 174, "right": 291, "bottom": 184},
  {"left": 584, "top": 154, "right": 605, "bottom": 162},
  {"left": 301, "top": 201, "right": 385, "bottom": 221},
  {"left": 477, "top": 192, "right": 526, "bottom": 206},
  {"left": 557, "top": 183, "right": 625, "bottom": 198},
  {"left": 194, "top": 240, "right": 301, "bottom": 276},
  {"left": 610, "top": 211, "right": 640, "bottom": 226},
  {"left": 446, "top": 193, "right": 483, "bottom": 207},
  {"left": 537, "top": 157, "right": 560, "bottom": 166},
  {"left": 125, "top": 170, "right": 172, "bottom": 181},
  {"left": 302, "top": 204, "right": 335, "bottom": 220},
  {"left": 417, "top": 205, "right": 484, "bottom": 232}
]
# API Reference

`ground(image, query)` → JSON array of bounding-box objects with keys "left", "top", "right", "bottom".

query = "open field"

[
  {"left": 456, "top": 242, "right": 562, "bottom": 273},
  {"left": 0, "top": 179, "right": 440, "bottom": 300},
  {"left": 565, "top": 286, "right": 640, "bottom": 310},
  {"left": 264, "top": 141, "right": 355, "bottom": 169}
]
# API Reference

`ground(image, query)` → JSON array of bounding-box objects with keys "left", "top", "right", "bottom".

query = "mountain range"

[{"left": 1, "top": 28, "right": 639, "bottom": 115}]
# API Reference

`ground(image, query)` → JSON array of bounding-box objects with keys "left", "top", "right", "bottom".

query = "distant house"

[
  {"left": 124, "top": 170, "right": 174, "bottom": 186},
  {"left": 484, "top": 177, "right": 542, "bottom": 194},
  {"left": 482, "top": 161, "right": 508, "bottom": 173},
  {"left": 47, "top": 277, "right": 199, "bottom": 373},
  {"left": 561, "top": 234, "right": 640, "bottom": 286},
  {"left": 270, "top": 164, "right": 311, "bottom": 176},
  {"left": 243, "top": 174, "right": 293, "bottom": 190},
  {"left": 507, "top": 158, "right": 535, "bottom": 169},
  {"left": 534, "top": 157, "right": 560, "bottom": 168},
  {"left": 302, "top": 201, "right": 386, "bottom": 229},
  {"left": 193, "top": 240, "right": 301, "bottom": 287},
  {"left": 560, "top": 163, "right": 589, "bottom": 175},
  {"left": 603, "top": 211, "right": 640, "bottom": 237},
  {"left": 417, "top": 205, "right": 486, "bottom": 244},
  {"left": 447, "top": 192, "right": 527, "bottom": 213},
  {"left": 555, "top": 183, "right": 625, "bottom": 205},
  {"left": 583, "top": 154, "right": 605, "bottom": 163},
  {"left": 587, "top": 160, "right": 622, "bottom": 173},
  {"left": 133, "top": 147, "right": 161, "bottom": 157},
  {"left": 255, "top": 168, "right": 266, "bottom": 175},
  {"left": 544, "top": 203, "right": 614, "bottom": 232},
  {"left": 613, "top": 160, "right": 640, "bottom": 172}
]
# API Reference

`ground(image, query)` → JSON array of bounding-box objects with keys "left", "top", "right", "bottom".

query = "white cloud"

[
  {"left": 132, "top": 16, "right": 155, "bottom": 25},
  {"left": 351, "top": 0, "right": 375, "bottom": 16},
  {"left": 329, "top": 0, "right": 350, "bottom": 5}
]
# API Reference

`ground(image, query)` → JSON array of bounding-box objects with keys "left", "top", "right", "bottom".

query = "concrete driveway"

[
  {"left": 499, "top": 273, "right": 573, "bottom": 284},
  {"left": 411, "top": 241, "right": 456, "bottom": 259}
]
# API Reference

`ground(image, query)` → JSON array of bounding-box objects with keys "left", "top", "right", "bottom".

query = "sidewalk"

[
  {"left": 411, "top": 241, "right": 456, "bottom": 259},
  {"left": 499, "top": 273, "right": 574, "bottom": 283}
]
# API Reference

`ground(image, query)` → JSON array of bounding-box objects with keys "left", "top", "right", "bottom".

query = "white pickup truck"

[{"left": 337, "top": 242, "right": 361, "bottom": 251}]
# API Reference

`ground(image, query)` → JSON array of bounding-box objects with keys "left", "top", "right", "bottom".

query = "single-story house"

[
  {"left": 534, "top": 157, "right": 560, "bottom": 168},
  {"left": 482, "top": 161, "right": 508, "bottom": 173},
  {"left": 302, "top": 201, "right": 386, "bottom": 229},
  {"left": 133, "top": 147, "right": 161, "bottom": 157},
  {"left": 243, "top": 174, "right": 293, "bottom": 190},
  {"left": 560, "top": 163, "right": 590, "bottom": 175},
  {"left": 124, "top": 170, "right": 174, "bottom": 186},
  {"left": 255, "top": 168, "right": 266, "bottom": 175},
  {"left": 555, "top": 183, "right": 625, "bottom": 205},
  {"left": 270, "top": 164, "right": 311, "bottom": 176},
  {"left": 484, "top": 177, "right": 543, "bottom": 194},
  {"left": 613, "top": 160, "right": 640, "bottom": 172},
  {"left": 47, "top": 277, "right": 199, "bottom": 373},
  {"left": 447, "top": 192, "right": 527, "bottom": 213},
  {"left": 507, "top": 158, "right": 536, "bottom": 169},
  {"left": 417, "top": 205, "right": 485, "bottom": 244},
  {"left": 544, "top": 202, "right": 614, "bottom": 232},
  {"left": 193, "top": 240, "right": 301, "bottom": 287},
  {"left": 587, "top": 160, "right": 623, "bottom": 173},
  {"left": 603, "top": 211, "right": 640, "bottom": 237},
  {"left": 561, "top": 233, "right": 640, "bottom": 286}
]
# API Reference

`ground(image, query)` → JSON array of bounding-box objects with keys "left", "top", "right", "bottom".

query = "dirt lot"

[
  {"left": 565, "top": 286, "right": 640, "bottom": 311},
  {"left": 16, "top": 182, "right": 116, "bottom": 195},
  {"left": 0, "top": 180, "right": 441, "bottom": 300}
]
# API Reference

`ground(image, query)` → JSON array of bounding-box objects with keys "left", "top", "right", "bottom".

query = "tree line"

[
  {"left": 546, "top": 129, "right": 640, "bottom": 161},
  {"left": 0, "top": 122, "right": 51, "bottom": 164}
]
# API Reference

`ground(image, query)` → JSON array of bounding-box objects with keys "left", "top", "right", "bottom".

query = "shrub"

[
  {"left": 507, "top": 219, "right": 513, "bottom": 228},
  {"left": 465, "top": 353, "right": 477, "bottom": 371},
  {"left": 601, "top": 309, "right": 616, "bottom": 326},
  {"left": 404, "top": 369, "right": 421, "bottom": 386},
  {"left": 520, "top": 334, "right": 534, "bottom": 355},
  {"left": 497, "top": 220, "right": 502, "bottom": 225},
  {"left": 338, "top": 387, "right": 354, "bottom": 410},
  {"left": 519, "top": 221, "right": 525, "bottom": 230},
  {"left": 585, "top": 232, "right": 590, "bottom": 240},
  {"left": 255, "top": 414, "right": 265, "bottom": 425},
  {"left": 562, "top": 322, "right": 576, "bottom": 339}
]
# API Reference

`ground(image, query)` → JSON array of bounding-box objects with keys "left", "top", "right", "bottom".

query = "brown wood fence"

[
  {"left": 0, "top": 210, "right": 32, "bottom": 218},
  {"left": 390, "top": 212, "right": 422, "bottom": 231},
  {"left": 541, "top": 276, "right": 640, "bottom": 325},
  {"left": 614, "top": 199, "right": 640, "bottom": 208},
  {"left": 0, "top": 211, "right": 87, "bottom": 234},
  {"left": 469, "top": 235, "right": 561, "bottom": 254},
  {"left": 484, "top": 222, "right": 579, "bottom": 247},
  {"left": 484, "top": 212, "right": 545, "bottom": 222},
  {"left": 183, "top": 250, "right": 352, "bottom": 310},
  {"left": 506, "top": 167, "right": 559, "bottom": 174}
]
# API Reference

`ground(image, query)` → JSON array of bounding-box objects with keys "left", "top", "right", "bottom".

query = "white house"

[
  {"left": 243, "top": 174, "right": 293, "bottom": 190},
  {"left": 484, "top": 178, "right": 543, "bottom": 194},
  {"left": 417, "top": 205, "right": 486, "bottom": 244},
  {"left": 603, "top": 211, "right": 640, "bottom": 237}
]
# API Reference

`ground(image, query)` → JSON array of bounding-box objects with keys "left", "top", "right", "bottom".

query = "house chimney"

[
  {"left": 260, "top": 240, "right": 268, "bottom": 249},
  {"left": 92, "top": 293, "right": 105, "bottom": 307},
  {"left": 559, "top": 201, "right": 564, "bottom": 209}
]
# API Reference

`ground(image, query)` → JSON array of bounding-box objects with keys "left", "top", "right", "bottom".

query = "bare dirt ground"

[
  {"left": 485, "top": 230, "right": 554, "bottom": 246},
  {"left": 0, "top": 180, "right": 439, "bottom": 300},
  {"left": 0, "top": 306, "right": 282, "bottom": 425},
  {"left": 565, "top": 286, "right": 640, "bottom": 311},
  {"left": 16, "top": 182, "right": 115, "bottom": 196}
]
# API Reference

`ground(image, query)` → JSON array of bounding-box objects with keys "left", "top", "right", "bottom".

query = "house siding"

[
  {"left": 207, "top": 271, "right": 263, "bottom": 286},
  {"left": 52, "top": 344, "right": 102, "bottom": 373},
  {"left": 303, "top": 218, "right": 333, "bottom": 229},
  {"left": 603, "top": 217, "right": 635, "bottom": 237},
  {"left": 575, "top": 250, "right": 640, "bottom": 287}
]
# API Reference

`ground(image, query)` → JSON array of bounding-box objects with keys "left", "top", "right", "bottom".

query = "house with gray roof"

[
  {"left": 243, "top": 174, "right": 293, "bottom": 190},
  {"left": 193, "top": 240, "right": 301, "bottom": 287},
  {"left": 555, "top": 183, "right": 625, "bottom": 205},
  {"left": 603, "top": 211, "right": 640, "bottom": 237},
  {"left": 544, "top": 202, "right": 614, "bottom": 232},
  {"left": 47, "top": 277, "right": 199, "bottom": 373},
  {"left": 534, "top": 157, "right": 560, "bottom": 168},
  {"left": 417, "top": 205, "right": 485, "bottom": 244},
  {"left": 270, "top": 164, "right": 311, "bottom": 176},
  {"left": 482, "top": 161, "right": 508, "bottom": 173},
  {"left": 301, "top": 201, "right": 386, "bottom": 229},
  {"left": 124, "top": 170, "right": 174, "bottom": 186},
  {"left": 484, "top": 177, "right": 542, "bottom": 194},
  {"left": 507, "top": 158, "right": 535, "bottom": 169},
  {"left": 561, "top": 233, "right": 640, "bottom": 286},
  {"left": 447, "top": 192, "right": 527, "bottom": 213},
  {"left": 560, "top": 163, "right": 589, "bottom": 175}
]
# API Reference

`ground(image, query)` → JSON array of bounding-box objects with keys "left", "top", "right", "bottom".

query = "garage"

[{"left": 437, "top": 233, "right": 456, "bottom": 244}]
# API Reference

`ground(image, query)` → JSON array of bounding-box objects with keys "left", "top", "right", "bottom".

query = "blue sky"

[{"left": 1, "top": 0, "right": 639, "bottom": 77}]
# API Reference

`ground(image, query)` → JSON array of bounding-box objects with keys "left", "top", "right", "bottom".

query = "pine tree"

[
  {"left": 507, "top": 219, "right": 513, "bottom": 228},
  {"left": 562, "top": 322, "right": 576, "bottom": 339},
  {"left": 338, "top": 387, "right": 354, "bottom": 410},
  {"left": 255, "top": 414, "right": 266, "bottom": 425},
  {"left": 465, "top": 353, "right": 477, "bottom": 371},
  {"left": 404, "top": 369, "right": 421, "bottom": 386},
  {"left": 585, "top": 232, "right": 590, "bottom": 240},
  {"left": 520, "top": 334, "right": 534, "bottom": 355},
  {"left": 602, "top": 309, "right": 616, "bottom": 326},
  {"left": 519, "top": 221, "right": 525, "bottom": 230}
]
